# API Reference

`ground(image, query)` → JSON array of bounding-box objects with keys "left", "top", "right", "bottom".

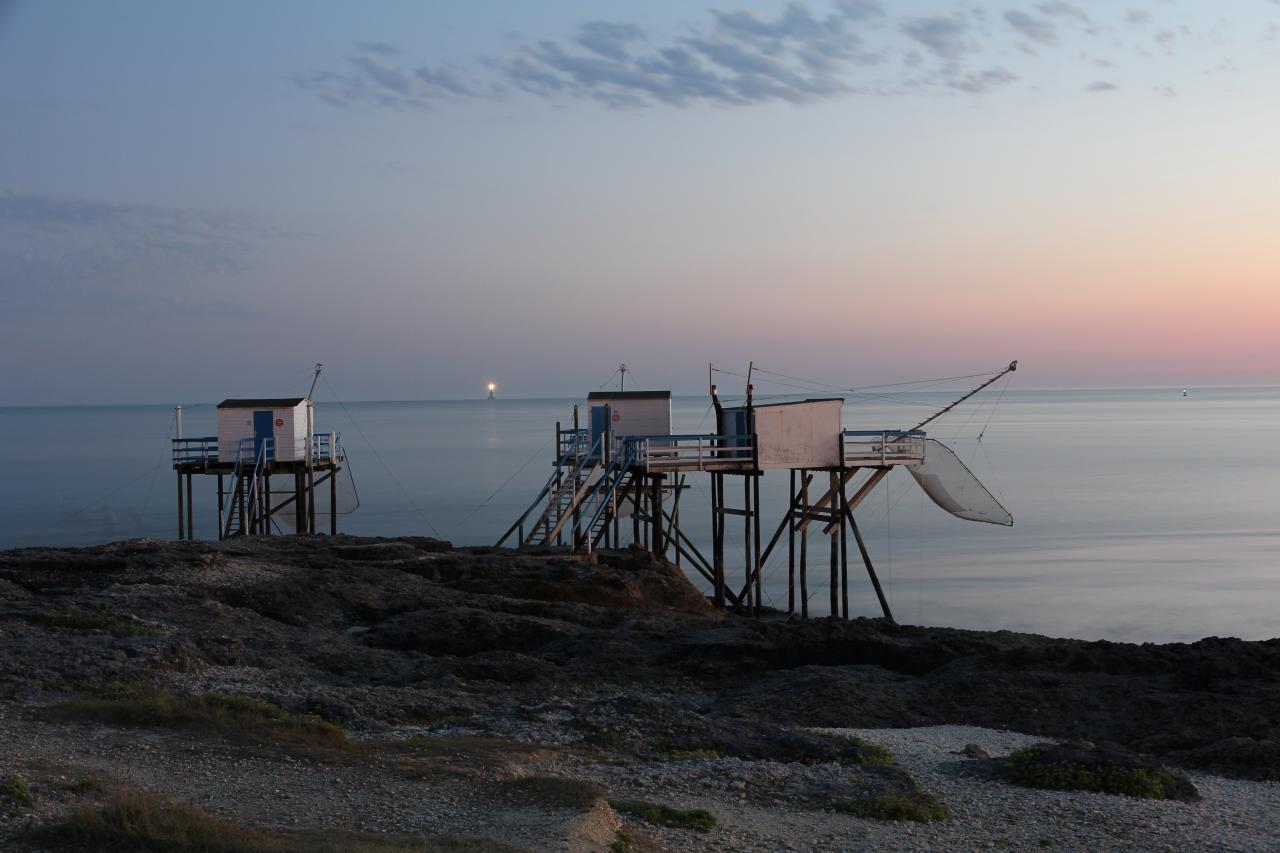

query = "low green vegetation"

[
  {"left": 664, "top": 749, "right": 720, "bottom": 762},
  {"left": 1007, "top": 746, "right": 1187, "bottom": 800},
  {"left": 39, "top": 691, "right": 350, "bottom": 754},
  {"left": 611, "top": 800, "right": 716, "bottom": 832},
  {"left": 64, "top": 777, "right": 107, "bottom": 796},
  {"left": 608, "top": 829, "right": 639, "bottom": 853},
  {"left": 2, "top": 775, "right": 33, "bottom": 808},
  {"left": 33, "top": 786, "right": 527, "bottom": 852},
  {"left": 832, "top": 787, "right": 949, "bottom": 823},
  {"left": 19, "top": 612, "right": 166, "bottom": 637},
  {"left": 812, "top": 731, "right": 897, "bottom": 767}
]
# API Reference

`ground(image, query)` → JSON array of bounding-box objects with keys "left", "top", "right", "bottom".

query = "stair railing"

[
  {"left": 575, "top": 440, "right": 637, "bottom": 551},
  {"left": 496, "top": 434, "right": 603, "bottom": 547}
]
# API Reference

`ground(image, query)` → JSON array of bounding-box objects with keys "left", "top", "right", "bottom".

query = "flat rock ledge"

[{"left": 0, "top": 536, "right": 1278, "bottom": 850}]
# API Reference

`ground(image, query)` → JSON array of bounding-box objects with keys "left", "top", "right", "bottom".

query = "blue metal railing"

[
  {"left": 574, "top": 441, "right": 636, "bottom": 547},
  {"left": 497, "top": 434, "right": 604, "bottom": 547},
  {"left": 172, "top": 437, "right": 219, "bottom": 465},
  {"left": 842, "top": 429, "right": 927, "bottom": 465},
  {"left": 557, "top": 427, "right": 590, "bottom": 461},
  {"left": 619, "top": 433, "right": 754, "bottom": 471}
]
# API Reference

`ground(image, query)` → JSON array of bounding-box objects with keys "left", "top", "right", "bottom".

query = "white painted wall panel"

[
  {"left": 590, "top": 397, "right": 672, "bottom": 437},
  {"left": 753, "top": 399, "right": 842, "bottom": 469},
  {"left": 217, "top": 402, "right": 309, "bottom": 462}
]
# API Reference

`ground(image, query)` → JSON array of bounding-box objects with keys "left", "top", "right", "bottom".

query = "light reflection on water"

[{"left": 1, "top": 387, "right": 1276, "bottom": 643}]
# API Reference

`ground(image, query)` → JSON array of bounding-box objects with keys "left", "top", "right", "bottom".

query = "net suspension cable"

[{"left": 320, "top": 374, "right": 443, "bottom": 539}]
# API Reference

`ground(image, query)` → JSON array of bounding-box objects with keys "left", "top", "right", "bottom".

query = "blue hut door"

[
  {"left": 725, "top": 410, "right": 750, "bottom": 449},
  {"left": 589, "top": 405, "right": 612, "bottom": 449},
  {"left": 253, "top": 411, "right": 274, "bottom": 460}
]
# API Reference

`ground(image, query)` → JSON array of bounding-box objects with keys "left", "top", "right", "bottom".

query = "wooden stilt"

[
  {"left": 839, "top": 470, "right": 849, "bottom": 620},
  {"left": 330, "top": 468, "right": 338, "bottom": 535},
  {"left": 237, "top": 474, "right": 247, "bottom": 536},
  {"left": 788, "top": 469, "right": 796, "bottom": 615},
  {"left": 742, "top": 475, "right": 751, "bottom": 615},
  {"left": 306, "top": 467, "right": 316, "bottom": 534},
  {"left": 844, "top": 504, "right": 895, "bottom": 622},
  {"left": 216, "top": 474, "right": 225, "bottom": 541},
  {"left": 294, "top": 473, "right": 305, "bottom": 532},
  {"left": 800, "top": 472, "right": 809, "bottom": 619},
  {"left": 829, "top": 472, "right": 839, "bottom": 617},
  {"left": 177, "top": 472, "right": 185, "bottom": 540},
  {"left": 264, "top": 475, "right": 272, "bottom": 535},
  {"left": 652, "top": 475, "right": 664, "bottom": 557},
  {"left": 712, "top": 473, "right": 725, "bottom": 609},
  {"left": 670, "top": 476, "right": 682, "bottom": 567},
  {"left": 747, "top": 468, "right": 757, "bottom": 614},
  {"left": 185, "top": 474, "right": 193, "bottom": 540}
]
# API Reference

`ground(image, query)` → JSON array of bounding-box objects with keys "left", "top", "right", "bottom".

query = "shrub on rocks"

[
  {"left": 832, "top": 785, "right": 949, "bottom": 822},
  {"left": 2, "top": 775, "right": 33, "bottom": 808},
  {"left": 611, "top": 799, "right": 716, "bottom": 832},
  {"left": 1006, "top": 743, "right": 1199, "bottom": 801}
]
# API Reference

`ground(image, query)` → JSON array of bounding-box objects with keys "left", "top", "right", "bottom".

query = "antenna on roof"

[
  {"left": 307, "top": 363, "right": 323, "bottom": 402},
  {"left": 618, "top": 363, "right": 628, "bottom": 392}
]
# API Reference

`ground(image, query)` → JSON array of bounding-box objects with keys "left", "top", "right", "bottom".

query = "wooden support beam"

[
  {"left": 741, "top": 475, "right": 752, "bottom": 616},
  {"left": 800, "top": 472, "right": 809, "bottom": 620},
  {"left": 176, "top": 472, "right": 185, "bottom": 540},
  {"left": 294, "top": 473, "right": 306, "bottom": 532},
  {"left": 829, "top": 472, "right": 839, "bottom": 617},
  {"left": 268, "top": 471, "right": 334, "bottom": 518},
  {"left": 307, "top": 466, "right": 316, "bottom": 534},
  {"left": 238, "top": 471, "right": 247, "bottom": 532},
  {"left": 185, "top": 474, "right": 193, "bottom": 541},
  {"left": 788, "top": 470, "right": 796, "bottom": 615},
  {"left": 796, "top": 466, "right": 862, "bottom": 533},
  {"left": 823, "top": 467, "right": 890, "bottom": 533},
  {"left": 839, "top": 470, "right": 849, "bottom": 620},
  {"left": 712, "top": 473, "right": 725, "bottom": 609},
  {"left": 652, "top": 475, "right": 664, "bottom": 557},
  {"left": 758, "top": 472, "right": 814, "bottom": 566},
  {"left": 750, "top": 474, "right": 761, "bottom": 615},
  {"left": 330, "top": 468, "right": 338, "bottom": 535},
  {"left": 844, "top": 504, "right": 895, "bottom": 623},
  {"left": 216, "top": 474, "right": 224, "bottom": 541}
]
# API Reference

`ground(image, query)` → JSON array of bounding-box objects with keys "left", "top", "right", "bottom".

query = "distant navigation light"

[{"left": 487, "top": 382, "right": 496, "bottom": 399}]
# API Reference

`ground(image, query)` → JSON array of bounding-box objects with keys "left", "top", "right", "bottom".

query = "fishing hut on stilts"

[
  {"left": 170, "top": 365, "right": 349, "bottom": 540},
  {"left": 500, "top": 362, "right": 1017, "bottom": 621}
]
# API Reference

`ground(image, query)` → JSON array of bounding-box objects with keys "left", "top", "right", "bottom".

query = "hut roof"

[
  {"left": 587, "top": 391, "right": 671, "bottom": 400},
  {"left": 722, "top": 397, "right": 843, "bottom": 410},
  {"left": 217, "top": 397, "right": 307, "bottom": 409}
]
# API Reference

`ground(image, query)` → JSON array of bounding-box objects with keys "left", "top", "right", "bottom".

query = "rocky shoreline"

[{"left": 1, "top": 536, "right": 1278, "bottom": 850}]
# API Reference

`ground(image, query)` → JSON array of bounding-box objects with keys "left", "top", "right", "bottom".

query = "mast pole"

[{"left": 908, "top": 360, "right": 1016, "bottom": 433}]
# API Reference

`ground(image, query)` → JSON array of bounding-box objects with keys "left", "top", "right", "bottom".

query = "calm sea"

[{"left": 1, "top": 388, "right": 1276, "bottom": 643}]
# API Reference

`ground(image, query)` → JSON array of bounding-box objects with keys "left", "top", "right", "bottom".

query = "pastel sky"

[{"left": 2, "top": 0, "right": 1277, "bottom": 404}]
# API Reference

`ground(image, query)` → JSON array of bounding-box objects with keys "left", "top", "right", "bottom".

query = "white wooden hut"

[
  {"left": 720, "top": 398, "right": 844, "bottom": 470},
  {"left": 216, "top": 397, "right": 310, "bottom": 463},
  {"left": 586, "top": 391, "right": 672, "bottom": 440}
]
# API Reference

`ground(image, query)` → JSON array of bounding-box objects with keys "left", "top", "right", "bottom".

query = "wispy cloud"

[
  {"left": 291, "top": 43, "right": 481, "bottom": 110},
  {"left": 493, "top": 3, "right": 885, "bottom": 108},
  {"left": 293, "top": 2, "right": 1229, "bottom": 112},
  {"left": 901, "top": 15, "right": 973, "bottom": 59},
  {"left": 0, "top": 190, "right": 288, "bottom": 314},
  {"left": 951, "top": 66, "right": 1019, "bottom": 94},
  {"left": 1004, "top": 10, "right": 1059, "bottom": 47}
]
